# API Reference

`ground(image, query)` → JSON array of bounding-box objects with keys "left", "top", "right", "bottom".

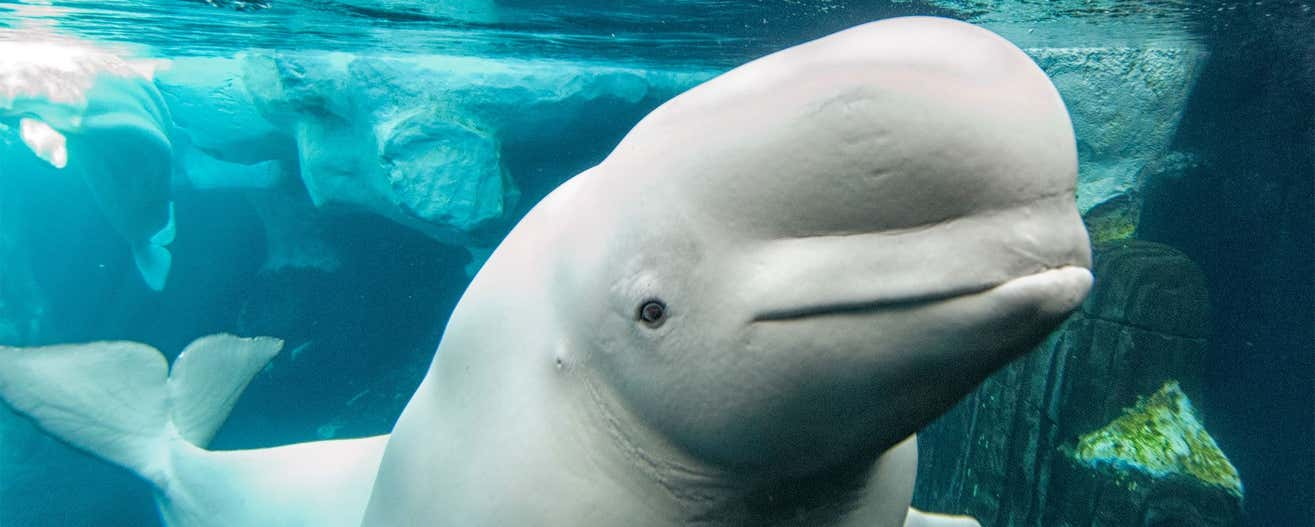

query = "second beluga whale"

[
  {"left": 0, "top": 38, "right": 176, "bottom": 291},
  {"left": 0, "top": 16, "right": 1090, "bottom": 527}
]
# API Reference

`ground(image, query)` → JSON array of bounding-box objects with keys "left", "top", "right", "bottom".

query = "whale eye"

[{"left": 637, "top": 299, "right": 667, "bottom": 328}]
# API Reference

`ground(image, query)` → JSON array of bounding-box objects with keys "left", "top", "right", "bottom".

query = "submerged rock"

[
  {"left": 238, "top": 50, "right": 516, "bottom": 245},
  {"left": 149, "top": 51, "right": 718, "bottom": 267},
  {"left": 925, "top": 3, "right": 1208, "bottom": 211},
  {"left": 908, "top": 3, "right": 1209, "bottom": 241},
  {"left": 914, "top": 241, "right": 1214, "bottom": 526},
  {"left": 1053, "top": 381, "right": 1243, "bottom": 526},
  {"left": 1029, "top": 46, "right": 1207, "bottom": 215},
  {"left": 178, "top": 148, "right": 285, "bottom": 190},
  {"left": 1082, "top": 195, "right": 1141, "bottom": 245},
  {"left": 1067, "top": 381, "right": 1242, "bottom": 496},
  {"left": 156, "top": 51, "right": 713, "bottom": 248},
  {"left": 156, "top": 56, "right": 293, "bottom": 166},
  {"left": 248, "top": 183, "right": 342, "bottom": 274}
]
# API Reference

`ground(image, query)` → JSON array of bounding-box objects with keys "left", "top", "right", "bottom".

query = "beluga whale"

[
  {"left": 0, "top": 38, "right": 176, "bottom": 291},
  {"left": 0, "top": 16, "right": 1089, "bottom": 527},
  {"left": 362, "top": 15, "right": 1091, "bottom": 527}
]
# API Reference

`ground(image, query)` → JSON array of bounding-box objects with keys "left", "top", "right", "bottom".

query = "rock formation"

[
  {"left": 1054, "top": 381, "right": 1242, "bottom": 526},
  {"left": 914, "top": 240, "right": 1228, "bottom": 526},
  {"left": 154, "top": 52, "right": 714, "bottom": 250}
]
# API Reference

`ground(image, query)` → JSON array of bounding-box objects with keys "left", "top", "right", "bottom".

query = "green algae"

[
  {"left": 1082, "top": 195, "right": 1140, "bottom": 245},
  {"left": 1069, "top": 381, "right": 1243, "bottom": 498}
]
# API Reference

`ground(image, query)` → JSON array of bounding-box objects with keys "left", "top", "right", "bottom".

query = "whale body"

[
  {"left": 0, "top": 17, "right": 1089, "bottom": 527},
  {"left": 0, "top": 40, "right": 176, "bottom": 291},
  {"left": 363, "top": 16, "right": 1091, "bottom": 527}
]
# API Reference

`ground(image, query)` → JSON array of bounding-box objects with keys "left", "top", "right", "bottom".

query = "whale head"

[
  {"left": 363, "top": 17, "right": 1095, "bottom": 525},
  {"left": 536, "top": 17, "right": 1092, "bottom": 476}
]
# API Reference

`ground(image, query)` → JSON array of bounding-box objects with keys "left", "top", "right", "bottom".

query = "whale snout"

[
  {"left": 741, "top": 187, "right": 1092, "bottom": 326},
  {"left": 987, "top": 265, "right": 1093, "bottom": 325},
  {"left": 724, "top": 194, "right": 1092, "bottom": 464},
  {"left": 727, "top": 260, "right": 1091, "bottom": 468}
]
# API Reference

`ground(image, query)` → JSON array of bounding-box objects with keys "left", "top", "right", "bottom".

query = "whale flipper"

[
  {"left": 132, "top": 240, "right": 172, "bottom": 291},
  {"left": 152, "top": 202, "right": 177, "bottom": 247},
  {"left": 0, "top": 335, "right": 281, "bottom": 488},
  {"left": 131, "top": 202, "right": 176, "bottom": 291}
]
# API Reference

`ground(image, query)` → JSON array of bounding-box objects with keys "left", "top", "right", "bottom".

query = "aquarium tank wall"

[{"left": 0, "top": 1, "right": 1310, "bottom": 526}]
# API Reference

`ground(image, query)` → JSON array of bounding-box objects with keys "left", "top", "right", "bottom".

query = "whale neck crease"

[{"left": 577, "top": 366, "right": 882, "bottom": 527}]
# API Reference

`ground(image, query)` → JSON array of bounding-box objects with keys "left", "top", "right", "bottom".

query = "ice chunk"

[
  {"left": 156, "top": 56, "right": 293, "bottom": 166},
  {"left": 234, "top": 51, "right": 712, "bottom": 245}
]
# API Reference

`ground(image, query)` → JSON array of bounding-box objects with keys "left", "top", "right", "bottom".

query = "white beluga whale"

[
  {"left": 363, "top": 16, "right": 1090, "bottom": 526},
  {"left": 0, "top": 38, "right": 176, "bottom": 290},
  {"left": 0, "top": 16, "right": 1090, "bottom": 527}
]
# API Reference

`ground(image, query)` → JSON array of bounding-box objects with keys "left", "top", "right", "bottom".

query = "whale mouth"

[
  {"left": 751, "top": 283, "right": 995, "bottom": 322},
  {"left": 751, "top": 265, "right": 1091, "bottom": 322}
]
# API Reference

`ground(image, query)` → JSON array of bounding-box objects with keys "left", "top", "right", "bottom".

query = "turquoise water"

[{"left": 0, "top": 1, "right": 1311, "bottom": 526}]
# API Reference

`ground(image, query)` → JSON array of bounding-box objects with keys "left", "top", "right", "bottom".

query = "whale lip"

[
  {"left": 751, "top": 283, "right": 997, "bottom": 321},
  {"left": 751, "top": 265, "right": 1092, "bottom": 322}
]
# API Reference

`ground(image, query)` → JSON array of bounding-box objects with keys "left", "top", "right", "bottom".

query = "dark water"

[
  {"left": 1140, "top": 10, "right": 1314, "bottom": 524},
  {"left": 0, "top": 1, "right": 1311, "bottom": 526}
]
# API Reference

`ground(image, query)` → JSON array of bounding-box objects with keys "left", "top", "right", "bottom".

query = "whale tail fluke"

[
  {"left": 0, "top": 335, "right": 281, "bottom": 487},
  {"left": 133, "top": 203, "right": 176, "bottom": 292},
  {"left": 167, "top": 335, "right": 281, "bottom": 447}
]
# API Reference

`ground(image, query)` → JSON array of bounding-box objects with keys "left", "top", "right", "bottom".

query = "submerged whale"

[
  {"left": 0, "top": 40, "right": 176, "bottom": 291},
  {"left": 0, "top": 16, "right": 1089, "bottom": 527},
  {"left": 362, "top": 16, "right": 1090, "bottom": 526}
]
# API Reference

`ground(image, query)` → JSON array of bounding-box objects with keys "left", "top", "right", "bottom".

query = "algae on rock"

[
  {"left": 1083, "top": 195, "right": 1141, "bottom": 245},
  {"left": 1052, "top": 381, "right": 1245, "bottom": 526},
  {"left": 1068, "top": 381, "right": 1242, "bottom": 499}
]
